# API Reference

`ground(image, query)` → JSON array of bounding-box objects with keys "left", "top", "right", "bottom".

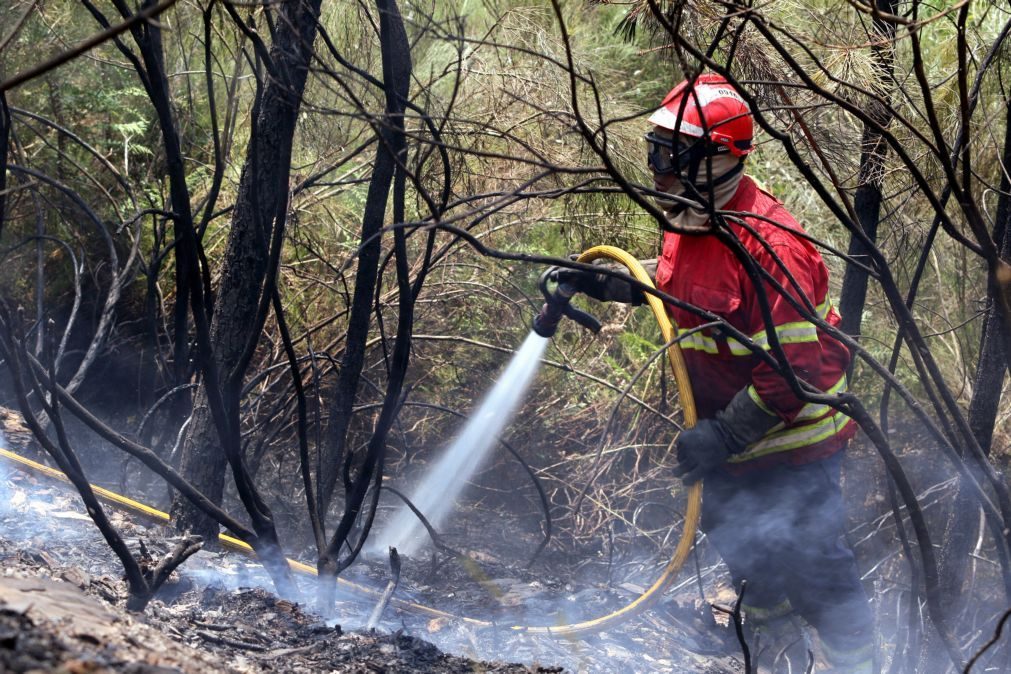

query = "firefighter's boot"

[
  {"left": 819, "top": 621, "right": 875, "bottom": 674},
  {"left": 742, "top": 600, "right": 808, "bottom": 673}
]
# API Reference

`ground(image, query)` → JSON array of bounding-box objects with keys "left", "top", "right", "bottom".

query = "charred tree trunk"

[
  {"left": 838, "top": 0, "right": 895, "bottom": 338},
  {"left": 171, "top": 0, "right": 323, "bottom": 541},
  {"left": 317, "top": 0, "right": 412, "bottom": 524},
  {"left": 966, "top": 94, "right": 1011, "bottom": 457},
  {"left": 136, "top": 6, "right": 197, "bottom": 428},
  {"left": 318, "top": 0, "right": 412, "bottom": 601}
]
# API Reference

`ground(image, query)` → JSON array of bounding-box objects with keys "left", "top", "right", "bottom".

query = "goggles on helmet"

[{"left": 645, "top": 132, "right": 727, "bottom": 175}]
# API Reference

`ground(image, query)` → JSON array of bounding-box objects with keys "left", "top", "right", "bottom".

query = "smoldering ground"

[
  {"left": 5, "top": 393, "right": 1008, "bottom": 672},
  {"left": 0, "top": 437, "right": 736, "bottom": 672}
]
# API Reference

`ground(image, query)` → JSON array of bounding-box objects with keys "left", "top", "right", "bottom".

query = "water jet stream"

[{"left": 372, "top": 331, "right": 548, "bottom": 556}]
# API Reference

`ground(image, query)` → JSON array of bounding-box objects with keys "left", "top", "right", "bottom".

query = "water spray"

[
  {"left": 373, "top": 246, "right": 702, "bottom": 635},
  {"left": 373, "top": 268, "right": 604, "bottom": 556},
  {"left": 371, "top": 332, "right": 548, "bottom": 557}
]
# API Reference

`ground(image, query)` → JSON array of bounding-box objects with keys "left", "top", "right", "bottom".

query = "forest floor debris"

[{"left": 0, "top": 461, "right": 741, "bottom": 673}]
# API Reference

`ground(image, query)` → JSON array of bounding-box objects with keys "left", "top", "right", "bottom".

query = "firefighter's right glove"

[
  {"left": 552, "top": 262, "right": 644, "bottom": 305},
  {"left": 673, "top": 419, "right": 734, "bottom": 485}
]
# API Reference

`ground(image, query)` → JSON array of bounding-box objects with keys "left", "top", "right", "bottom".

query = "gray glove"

[
  {"left": 673, "top": 419, "right": 733, "bottom": 484},
  {"left": 714, "top": 387, "right": 783, "bottom": 452},
  {"left": 554, "top": 258, "right": 656, "bottom": 305},
  {"left": 673, "top": 388, "right": 781, "bottom": 484}
]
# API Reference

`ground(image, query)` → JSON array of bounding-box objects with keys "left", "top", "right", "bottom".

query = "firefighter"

[{"left": 560, "top": 74, "right": 875, "bottom": 673}]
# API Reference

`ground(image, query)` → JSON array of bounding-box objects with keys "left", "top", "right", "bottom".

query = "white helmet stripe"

[
  {"left": 647, "top": 106, "right": 706, "bottom": 136},
  {"left": 693, "top": 85, "right": 749, "bottom": 108}
]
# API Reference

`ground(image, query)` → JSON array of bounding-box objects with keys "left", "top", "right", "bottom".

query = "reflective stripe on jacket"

[{"left": 655, "top": 176, "right": 856, "bottom": 470}]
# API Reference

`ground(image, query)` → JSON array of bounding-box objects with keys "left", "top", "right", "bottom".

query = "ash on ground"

[{"left": 0, "top": 466, "right": 740, "bottom": 673}]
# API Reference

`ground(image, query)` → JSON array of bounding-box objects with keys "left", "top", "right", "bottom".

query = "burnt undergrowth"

[{"left": 5, "top": 402, "right": 1011, "bottom": 672}]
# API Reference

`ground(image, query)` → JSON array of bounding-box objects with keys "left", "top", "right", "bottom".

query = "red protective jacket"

[{"left": 655, "top": 176, "right": 856, "bottom": 471}]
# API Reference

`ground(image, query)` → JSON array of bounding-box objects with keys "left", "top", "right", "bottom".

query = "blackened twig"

[
  {"left": 366, "top": 547, "right": 402, "bottom": 629},
  {"left": 713, "top": 580, "right": 752, "bottom": 674},
  {"left": 150, "top": 535, "right": 203, "bottom": 592},
  {"left": 963, "top": 607, "right": 1011, "bottom": 673}
]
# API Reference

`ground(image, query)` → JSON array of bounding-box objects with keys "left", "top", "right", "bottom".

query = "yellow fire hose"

[
  {"left": 0, "top": 245, "right": 702, "bottom": 638},
  {"left": 529, "top": 245, "right": 702, "bottom": 636}
]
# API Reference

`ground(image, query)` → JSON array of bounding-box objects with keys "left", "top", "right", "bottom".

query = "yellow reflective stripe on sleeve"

[
  {"left": 727, "top": 321, "right": 818, "bottom": 356},
  {"left": 728, "top": 337, "right": 752, "bottom": 356},
  {"left": 679, "top": 298, "right": 837, "bottom": 357},
  {"left": 748, "top": 374, "right": 849, "bottom": 425},
  {"left": 791, "top": 374, "right": 849, "bottom": 422},
  {"left": 676, "top": 328, "right": 720, "bottom": 354},
  {"left": 751, "top": 321, "right": 819, "bottom": 349},
  {"left": 731, "top": 373, "right": 851, "bottom": 461},
  {"left": 728, "top": 410, "right": 853, "bottom": 462}
]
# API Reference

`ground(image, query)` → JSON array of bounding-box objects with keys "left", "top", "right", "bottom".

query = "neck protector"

[{"left": 656, "top": 154, "right": 744, "bottom": 231}]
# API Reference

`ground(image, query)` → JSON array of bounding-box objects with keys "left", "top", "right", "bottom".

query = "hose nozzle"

[{"left": 532, "top": 269, "right": 602, "bottom": 338}]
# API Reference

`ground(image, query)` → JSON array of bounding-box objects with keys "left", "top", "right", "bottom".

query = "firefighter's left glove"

[
  {"left": 552, "top": 262, "right": 644, "bottom": 305},
  {"left": 673, "top": 388, "right": 782, "bottom": 484},
  {"left": 673, "top": 419, "right": 735, "bottom": 485}
]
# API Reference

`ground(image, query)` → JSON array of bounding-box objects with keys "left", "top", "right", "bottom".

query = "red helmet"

[{"left": 648, "top": 73, "right": 753, "bottom": 157}]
